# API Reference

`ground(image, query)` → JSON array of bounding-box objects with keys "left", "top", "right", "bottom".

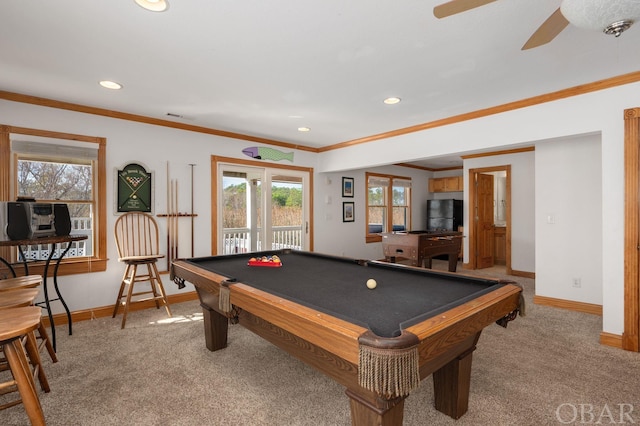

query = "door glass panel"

[
  {"left": 222, "top": 170, "right": 262, "bottom": 254},
  {"left": 271, "top": 175, "right": 303, "bottom": 250}
]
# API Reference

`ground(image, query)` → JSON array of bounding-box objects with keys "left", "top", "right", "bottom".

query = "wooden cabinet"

[
  {"left": 494, "top": 226, "right": 506, "bottom": 265},
  {"left": 429, "top": 176, "right": 463, "bottom": 193}
]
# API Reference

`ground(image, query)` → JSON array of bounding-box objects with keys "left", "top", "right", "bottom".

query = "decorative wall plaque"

[{"left": 117, "top": 163, "right": 152, "bottom": 213}]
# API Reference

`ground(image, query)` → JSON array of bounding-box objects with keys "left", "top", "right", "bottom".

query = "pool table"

[{"left": 171, "top": 249, "right": 522, "bottom": 425}]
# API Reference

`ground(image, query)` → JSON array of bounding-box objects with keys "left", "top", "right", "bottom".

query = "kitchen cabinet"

[{"left": 429, "top": 176, "right": 463, "bottom": 193}]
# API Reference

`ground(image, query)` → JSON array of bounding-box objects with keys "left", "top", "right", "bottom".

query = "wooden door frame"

[
  {"left": 467, "top": 165, "right": 511, "bottom": 272},
  {"left": 211, "top": 155, "right": 314, "bottom": 255},
  {"left": 624, "top": 108, "right": 640, "bottom": 352}
]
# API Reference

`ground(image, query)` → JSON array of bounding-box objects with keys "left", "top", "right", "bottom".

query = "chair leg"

[
  {"left": 23, "top": 331, "right": 50, "bottom": 393},
  {"left": 146, "top": 263, "right": 161, "bottom": 309},
  {"left": 112, "top": 264, "right": 131, "bottom": 319},
  {"left": 120, "top": 264, "right": 138, "bottom": 329},
  {"left": 3, "top": 338, "right": 46, "bottom": 426},
  {"left": 36, "top": 322, "right": 58, "bottom": 364},
  {"left": 150, "top": 262, "right": 172, "bottom": 318}
]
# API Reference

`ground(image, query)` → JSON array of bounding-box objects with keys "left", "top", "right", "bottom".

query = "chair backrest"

[{"left": 114, "top": 212, "right": 160, "bottom": 259}]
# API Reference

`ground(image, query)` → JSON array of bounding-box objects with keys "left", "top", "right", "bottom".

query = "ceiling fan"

[{"left": 433, "top": 0, "right": 640, "bottom": 50}]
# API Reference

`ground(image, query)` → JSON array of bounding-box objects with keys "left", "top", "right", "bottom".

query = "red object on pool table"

[
  {"left": 247, "top": 255, "right": 282, "bottom": 267},
  {"left": 171, "top": 249, "right": 522, "bottom": 425}
]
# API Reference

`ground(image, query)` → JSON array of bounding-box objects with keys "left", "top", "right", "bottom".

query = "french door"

[{"left": 212, "top": 156, "right": 312, "bottom": 255}]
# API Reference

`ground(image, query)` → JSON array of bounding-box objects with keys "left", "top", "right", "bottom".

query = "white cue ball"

[{"left": 366, "top": 279, "right": 377, "bottom": 289}]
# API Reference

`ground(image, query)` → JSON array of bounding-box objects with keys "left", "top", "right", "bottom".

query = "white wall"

[
  {"left": 315, "top": 82, "right": 635, "bottom": 336},
  {"left": 314, "top": 165, "right": 431, "bottom": 261},
  {"left": 535, "top": 134, "right": 602, "bottom": 305},
  {"left": 1, "top": 78, "right": 636, "bottom": 337},
  {"left": 0, "top": 100, "right": 318, "bottom": 315}
]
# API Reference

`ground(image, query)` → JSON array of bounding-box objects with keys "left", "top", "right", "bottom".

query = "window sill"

[
  {"left": 366, "top": 235, "right": 382, "bottom": 243},
  {"left": 1, "top": 257, "right": 107, "bottom": 278}
]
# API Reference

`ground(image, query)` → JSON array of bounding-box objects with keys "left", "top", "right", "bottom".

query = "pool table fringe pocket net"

[
  {"left": 358, "top": 343, "right": 420, "bottom": 398},
  {"left": 495, "top": 282, "right": 526, "bottom": 327}
]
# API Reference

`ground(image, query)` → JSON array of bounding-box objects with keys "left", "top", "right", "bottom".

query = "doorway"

[
  {"left": 211, "top": 156, "right": 313, "bottom": 255},
  {"left": 468, "top": 165, "right": 511, "bottom": 273}
]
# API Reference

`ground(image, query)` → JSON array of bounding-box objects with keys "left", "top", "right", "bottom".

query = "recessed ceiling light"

[
  {"left": 298, "top": 127, "right": 311, "bottom": 132},
  {"left": 383, "top": 97, "right": 401, "bottom": 105},
  {"left": 99, "top": 80, "right": 122, "bottom": 90},
  {"left": 134, "top": 0, "right": 169, "bottom": 12}
]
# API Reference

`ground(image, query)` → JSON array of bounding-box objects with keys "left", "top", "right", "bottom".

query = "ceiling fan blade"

[
  {"left": 522, "top": 8, "right": 569, "bottom": 50},
  {"left": 433, "top": 0, "right": 498, "bottom": 19}
]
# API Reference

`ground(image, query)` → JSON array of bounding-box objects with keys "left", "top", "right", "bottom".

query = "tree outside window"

[{"left": 17, "top": 158, "right": 94, "bottom": 258}]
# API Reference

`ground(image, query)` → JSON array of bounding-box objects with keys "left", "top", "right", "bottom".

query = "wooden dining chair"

[
  {"left": 0, "top": 289, "right": 53, "bottom": 394},
  {"left": 0, "top": 276, "right": 57, "bottom": 363},
  {"left": 0, "top": 275, "right": 43, "bottom": 292},
  {"left": 0, "top": 306, "right": 48, "bottom": 425},
  {"left": 113, "top": 212, "right": 172, "bottom": 329}
]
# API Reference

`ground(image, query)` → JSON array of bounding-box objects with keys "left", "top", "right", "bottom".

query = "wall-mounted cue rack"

[
  {"left": 158, "top": 163, "right": 197, "bottom": 272},
  {"left": 156, "top": 212, "right": 197, "bottom": 272}
]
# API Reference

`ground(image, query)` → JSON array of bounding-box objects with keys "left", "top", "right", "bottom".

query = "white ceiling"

[{"left": 1, "top": 0, "right": 640, "bottom": 169}]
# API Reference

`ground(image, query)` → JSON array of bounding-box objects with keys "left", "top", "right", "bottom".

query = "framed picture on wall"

[
  {"left": 343, "top": 202, "right": 354, "bottom": 222},
  {"left": 342, "top": 177, "right": 354, "bottom": 197},
  {"left": 116, "top": 162, "right": 153, "bottom": 213}
]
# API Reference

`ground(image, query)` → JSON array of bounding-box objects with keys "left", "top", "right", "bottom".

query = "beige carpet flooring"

[{"left": 2, "top": 261, "right": 640, "bottom": 425}]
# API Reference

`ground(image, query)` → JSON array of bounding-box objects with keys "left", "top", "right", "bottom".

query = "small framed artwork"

[
  {"left": 342, "top": 177, "right": 354, "bottom": 197},
  {"left": 343, "top": 202, "right": 355, "bottom": 222}
]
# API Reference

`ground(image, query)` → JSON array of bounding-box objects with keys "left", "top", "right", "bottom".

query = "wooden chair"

[
  {"left": 0, "top": 275, "right": 43, "bottom": 292},
  {"left": 113, "top": 212, "right": 172, "bottom": 329},
  {"left": 0, "top": 306, "right": 48, "bottom": 425},
  {"left": 0, "top": 275, "right": 58, "bottom": 362},
  {"left": 0, "top": 288, "right": 41, "bottom": 310},
  {"left": 0, "top": 287, "right": 58, "bottom": 364}
]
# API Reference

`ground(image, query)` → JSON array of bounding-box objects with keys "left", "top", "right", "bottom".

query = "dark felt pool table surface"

[{"left": 181, "top": 250, "right": 506, "bottom": 338}]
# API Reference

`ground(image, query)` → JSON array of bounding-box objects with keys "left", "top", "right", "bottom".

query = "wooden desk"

[
  {"left": 0, "top": 234, "right": 87, "bottom": 351},
  {"left": 381, "top": 231, "right": 463, "bottom": 272}
]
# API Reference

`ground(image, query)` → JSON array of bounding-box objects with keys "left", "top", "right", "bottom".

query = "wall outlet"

[{"left": 572, "top": 278, "right": 582, "bottom": 288}]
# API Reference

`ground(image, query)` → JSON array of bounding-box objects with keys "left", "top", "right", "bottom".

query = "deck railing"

[
  {"left": 222, "top": 226, "right": 303, "bottom": 254},
  {"left": 19, "top": 217, "right": 92, "bottom": 261},
  {"left": 21, "top": 221, "right": 303, "bottom": 259}
]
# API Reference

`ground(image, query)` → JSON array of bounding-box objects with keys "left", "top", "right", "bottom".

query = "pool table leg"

[
  {"left": 200, "top": 303, "right": 228, "bottom": 351},
  {"left": 346, "top": 389, "right": 406, "bottom": 426},
  {"left": 432, "top": 333, "right": 479, "bottom": 419}
]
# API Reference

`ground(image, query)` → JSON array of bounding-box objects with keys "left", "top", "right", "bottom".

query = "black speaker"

[
  {"left": 6, "top": 202, "right": 29, "bottom": 240},
  {"left": 54, "top": 204, "right": 72, "bottom": 236}
]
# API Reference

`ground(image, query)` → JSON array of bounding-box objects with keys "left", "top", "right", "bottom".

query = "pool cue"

[
  {"left": 170, "top": 179, "right": 175, "bottom": 264},
  {"left": 169, "top": 179, "right": 173, "bottom": 266},
  {"left": 189, "top": 164, "right": 195, "bottom": 257},
  {"left": 166, "top": 162, "right": 171, "bottom": 270},
  {"left": 173, "top": 179, "right": 179, "bottom": 261}
]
